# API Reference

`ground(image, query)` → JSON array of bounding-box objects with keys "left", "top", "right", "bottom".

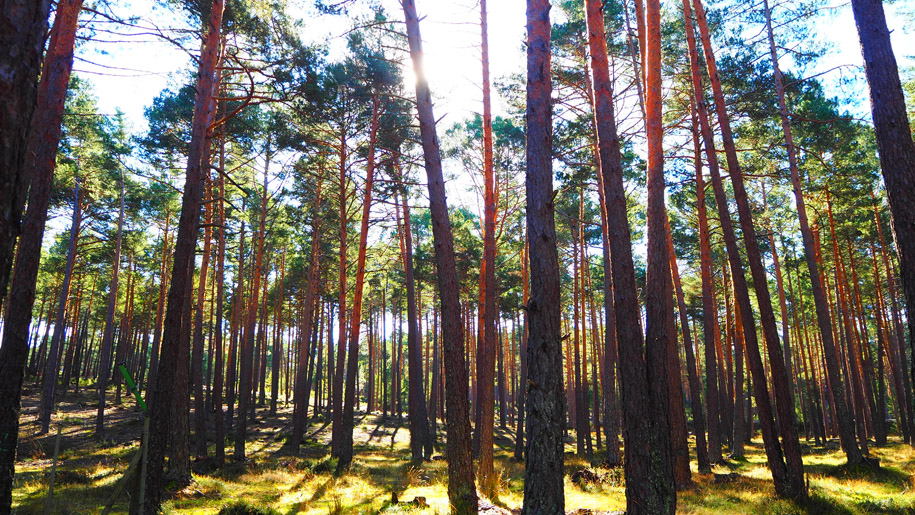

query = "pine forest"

[{"left": 1, "top": 0, "right": 915, "bottom": 513}]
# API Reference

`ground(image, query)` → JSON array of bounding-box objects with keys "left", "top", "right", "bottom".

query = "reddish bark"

[
  {"left": 95, "top": 176, "right": 125, "bottom": 437},
  {"left": 644, "top": 0, "right": 679, "bottom": 500},
  {"left": 761, "top": 0, "right": 864, "bottom": 464},
  {"left": 143, "top": 1, "right": 224, "bottom": 508},
  {"left": 291, "top": 181, "right": 324, "bottom": 451},
  {"left": 689, "top": 100, "right": 721, "bottom": 465},
  {"left": 0, "top": 0, "right": 82, "bottom": 506},
  {"left": 236, "top": 148, "right": 270, "bottom": 459},
  {"left": 338, "top": 96, "right": 384, "bottom": 471},
  {"left": 0, "top": 0, "right": 52, "bottom": 312}
]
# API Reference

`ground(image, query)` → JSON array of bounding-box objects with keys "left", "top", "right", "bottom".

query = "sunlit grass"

[{"left": 12, "top": 388, "right": 915, "bottom": 514}]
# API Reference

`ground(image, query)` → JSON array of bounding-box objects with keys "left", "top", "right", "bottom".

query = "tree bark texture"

[
  {"left": 0, "top": 1, "right": 82, "bottom": 507},
  {"left": 523, "top": 2, "right": 566, "bottom": 514},
  {"left": 402, "top": 2, "right": 478, "bottom": 513},
  {"left": 142, "top": 1, "right": 223, "bottom": 509},
  {"left": 849, "top": 0, "right": 915, "bottom": 428}
]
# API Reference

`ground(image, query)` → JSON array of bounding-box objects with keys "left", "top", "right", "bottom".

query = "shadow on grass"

[{"left": 806, "top": 461, "right": 911, "bottom": 489}]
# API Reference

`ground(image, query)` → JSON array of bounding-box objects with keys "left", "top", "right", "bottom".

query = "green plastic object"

[{"left": 117, "top": 364, "right": 147, "bottom": 413}]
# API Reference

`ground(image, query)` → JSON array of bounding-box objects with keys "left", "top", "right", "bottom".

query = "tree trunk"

[
  {"left": 849, "top": 0, "right": 915, "bottom": 444},
  {"left": 397, "top": 183, "right": 434, "bottom": 461},
  {"left": 522, "top": 1, "right": 566, "bottom": 514},
  {"left": 402, "top": 1, "right": 477, "bottom": 512},
  {"left": 0, "top": 0, "right": 53, "bottom": 314},
  {"left": 338, "top": 96, "right": 381, "bottom": 472},
  {"left": 142, "top": 1, "right": 223, "bottom": 509},
  {"left": 687, "top": 0, "right": 804, "bottom": 497},
  {"left": 586, "top": 0, "right": 671, "bottom": 510},
  {"left": 39, "top": 181, "right": 83, "bottom": 433},
  {"left": 271, "top": 249, "right": 285, "bottom": 416},
  {"left": 0, "top": 0, "right": 80, "bottom": 506},
  {"left": 872, "top": 191, "right": 915, "bottom": 443},
  {"left": 761, "top": 0, "right": 864, "bottom": 464},
  {"left": 669, "top": 218, "right": 709, "bottom": 473},
  {"left": 96, "top": 176, "right": 125, "bottom": 437},
  {"left": 694, "top": 0, "right": 806, "bottom": 496},
  {"left": 644, "top": 0, "right": 679, "bottom": 498},
  {"left": 214, "top": 144, "right": 227, "bottom": 467},
  {"left": 146, "top": 207, "right": 171, "bottom": 402},
  {"left": 226, "top": 223, "right": 245, "bottom": 430},
  {"left": 192, "top": 176, "right": 214, "bottom": 460},
  {"left": 474, "top": 0, "right": 500, "bottom": 492},
  {"left": 291, "top": 181, "right": 324, "bottom": 451},
  {"left": 331, "top": 130, "right": 349, "bottom": 458},
  {"left": 690, "top": 100, "right": 721, "bottom": 465},
  {"left": 235, "top": 145, "right": 270, "bottom": 460},
  {"left": 515, "top": 236, "right": 529, "bottom": 461}
]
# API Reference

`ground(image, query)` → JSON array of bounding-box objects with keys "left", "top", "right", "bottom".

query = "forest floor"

[{"left": 10, "top": 385, "right": 915, "bottom": 514}]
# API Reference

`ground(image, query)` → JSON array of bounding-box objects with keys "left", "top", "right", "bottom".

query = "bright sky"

[
  {"left": 74, "top": 0, "right": 913, "bottom": 221},
  {"left": 59, "top": 0, "right": 913, "bottom": 341}
]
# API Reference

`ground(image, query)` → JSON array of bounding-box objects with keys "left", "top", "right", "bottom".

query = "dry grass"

[{"left": 11, "top": 386, "right": 915, "bottom": 514}]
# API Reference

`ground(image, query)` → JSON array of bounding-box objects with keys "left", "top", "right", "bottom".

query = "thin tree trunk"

[
  {"left": 192, "top": 176, "right": 214, "bottom": 460},
  {"left": 338, "top": 96, "right": 381, "bottom": 472},
  {"left": 331, "top": 130, "right": 349, "bottom": 458},
  {"left": 644, "top": 0, "right": 679, "bottom": 497},
  {"left": 872, "top": 192, "right": 915, "bottom": 443},
  {"left": 690, "top": 100, "right": 721, "bottom": 465},
  {"left": 687, "top": 0, "right": 804, "bottom": 497},
  {"left": 514, "top": 236, "right": 529, "bottom": 461},
  {"left": 473, "top": 0, "right": 500, "bottom": 493},
  {"left": 226, "top": 224, "right": 245, "bottom": 430},
  {"left": 147, "top": 207, "right": 171, "bottom": 402},
  {"left": 235, "top": 145, "right": 270, "bottom": 460},
  {"left": 397, "top": 183, "right": 434, "bottom": 461},
  {"left": 39, "top": 181, "right": 83, "bottom": 433},
  {"left": 669, "top": 219, "right": 709, "bottom": 472},
  {"left": 402, "top": 2, "right": 477, "bottom": 512},
  {"left": 96, "top": 176, "right": 125, "bottom": 437},
  {"left": 214, "top": 143, "right": 227, "bottom": 466},
  {"left": 586, "top": 0, "right": 671, "bottom": 510}
]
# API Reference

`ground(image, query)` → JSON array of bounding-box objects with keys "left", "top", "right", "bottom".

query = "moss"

[{"left": 217, "top": 500, "right": 281, "bottom": 515}]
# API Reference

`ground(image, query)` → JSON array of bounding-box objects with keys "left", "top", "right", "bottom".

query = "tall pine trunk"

[
  {"left": 644, "top": 0, "right": 679, "bottom": 499},
  {"left": 0, "top": 0, "right": 81, "bottom": 506},
  {"left": 0, "top": 0, "right": 52, "bottom": 313},
  {"left": 849, "top": 0, "right": 915, "bottom": 428},
  {"left": 689, "top": 100, "right": 721, "bottom": 465},
  {"left": 761, "top": 0, "right": 864, "bottom": 464},
  {"left": 586, "top": 0, "right": 672, "bottom": 510},
  {"left": 402, "top": 1, "right": 477, "bottom": 512},
  {"left": 96, "top": 176, "right": 125, "bottom": 437},
  {"left": 291, "top": 181, "right": 324, "bottom": 451},
  {"left": 338, "top": 96, "right": 381, "bottom": 472},
  {"left": 235, "top": 147, "right": 270, "bottom": 460},
  {"left": 192, "top": 177, "right": 214, "bottom": 460},
  {"left": 142, "top": 1, "right": 223, "bottom": 508},
  {"left": 522, "top": 1, "right": 566, "bottom": 513},
  {"left": 39, "top": 181, "right": 83, "bottom": 433}
]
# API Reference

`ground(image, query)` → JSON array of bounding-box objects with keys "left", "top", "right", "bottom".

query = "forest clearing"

[{"left": 1, "top": 0, "right": 914, "bottom": 513}]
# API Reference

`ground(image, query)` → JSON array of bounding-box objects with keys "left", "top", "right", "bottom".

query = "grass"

[{"left": 11, "top": 385, "right": 915, "bottom": 514}]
